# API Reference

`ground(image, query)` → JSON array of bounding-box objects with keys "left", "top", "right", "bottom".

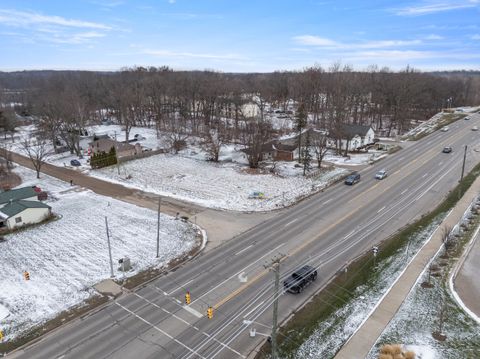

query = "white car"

[
  {"left": 375, "top": 170, "right": 388, "bottom": 180},
  {"left": 472, "top": 126, "right": 478, "bottom": 131},
  {"left": 441, "top": 126, "right": 449, "bottom": 132}
]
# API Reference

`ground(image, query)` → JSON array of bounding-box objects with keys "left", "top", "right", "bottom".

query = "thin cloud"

[
  {"left": 293, "top": 35, "right": 421, "bottom": 49},
  {"left": 143, "top": 49, "right": 246, "bottom": 60},
  {"left": 394, "top": 2, "right": 477, "bottom": 16},
  {"left": 0, "top": 9, "right": 111, "bottom": 29},
  {"left": 471, "top": 34, "right": 480, "bottom": 40},
  {"left": 425, "top": 34, "right": 444, "bottom": 40},
  {"left": 292, "top": 35, "right": 337, "bottom": 46}
]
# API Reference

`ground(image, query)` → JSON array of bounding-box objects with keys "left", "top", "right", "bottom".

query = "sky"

[{"left": 0, "top": 0, "right": 479, "bottom": 72}]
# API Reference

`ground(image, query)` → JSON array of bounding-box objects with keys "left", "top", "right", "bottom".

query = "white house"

[
  {"left": 0, "top": 200, "right": 51, "bottom": 230},
  {"left": 328, "top": 124, "right": 375, "bottom": 151},
  {"left": 0, "top": 186, "right": 51, "bottom": 230}
]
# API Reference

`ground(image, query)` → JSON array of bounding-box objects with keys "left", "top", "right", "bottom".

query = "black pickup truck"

[{"left": 283, "top": 265, "right": 317, "bottom": 294}]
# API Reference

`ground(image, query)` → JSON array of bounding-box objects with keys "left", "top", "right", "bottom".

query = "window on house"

[{"left": 15, "top": 217, "right": 22, "bottom": 223}]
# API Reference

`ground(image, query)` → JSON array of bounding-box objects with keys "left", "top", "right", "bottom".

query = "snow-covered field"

[
  {"left": 0, "top": 166, "right": 199, "bottom": 341},
  {"left": 90, "top": 153, "right": 349, "bottom": 211},
  {"left": 2, "top": 123, "right": 392, "bottom": 212}
]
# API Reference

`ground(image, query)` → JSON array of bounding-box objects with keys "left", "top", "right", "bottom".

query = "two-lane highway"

[{"left": 11, "top": 113, "right": 480, "bottom": 359}]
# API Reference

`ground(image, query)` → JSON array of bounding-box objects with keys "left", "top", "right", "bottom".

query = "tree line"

[{"left": 0, "top": 65, "right": 478, "bottom": 169}]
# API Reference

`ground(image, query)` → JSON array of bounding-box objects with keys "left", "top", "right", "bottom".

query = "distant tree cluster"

[{"left": 1, "top": 64, "right": 479, "bottom": 170}]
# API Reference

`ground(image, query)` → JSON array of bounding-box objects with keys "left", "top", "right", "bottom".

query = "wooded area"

[{"left": 1, "top": 66, "right": 479, "bottom": 168}]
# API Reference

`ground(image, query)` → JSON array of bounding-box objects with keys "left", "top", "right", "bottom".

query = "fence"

[{"left": 118, "top": 148, "right": 165, "bottom": 163}]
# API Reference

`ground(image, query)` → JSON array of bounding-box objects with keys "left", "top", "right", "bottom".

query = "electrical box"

[{"left": 118, "top": 257, "right": 131, "bottom": 271}]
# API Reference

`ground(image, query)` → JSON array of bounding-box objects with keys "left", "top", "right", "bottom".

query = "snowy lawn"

[
  {"left": 0, "top": 166, "right": 199, "bottom": 341},
  {"left": 89, "top": 153, "right": 349, "bottom": 212},
  {"left": 366, "top": 230, "right": 480, "bottom": 359},
  {"left": 290, "top": 219, "right": 444, "bottom": 359}
]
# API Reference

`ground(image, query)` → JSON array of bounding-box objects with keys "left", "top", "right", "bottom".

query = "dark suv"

[
  {"left": 283, "top": 265, "right": 318, "bottom": 294},
  {"left": 345, "top": 172, "right": 361, "bottom": 185}
]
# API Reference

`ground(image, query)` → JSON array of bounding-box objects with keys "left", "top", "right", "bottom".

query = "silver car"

[{"left": 375, "top": 170, "right": 388, "bottom": 180}]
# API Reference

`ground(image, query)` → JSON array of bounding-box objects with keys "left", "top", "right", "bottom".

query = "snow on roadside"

[
  {"left": 0, "top": 166, "right": 199, "bottom": 341},
  {"left": 89, "top": 154, "right": 349, "bottom": 212},
  {"left": 0, "top": 304, "right": 9, "bottom": 321},
  {"left": 292, "top": 221, "right": 443, "bottom": 359}
]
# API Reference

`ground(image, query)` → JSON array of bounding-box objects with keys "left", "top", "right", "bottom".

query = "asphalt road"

[{"left": 10, "top": 113, "right": 480, "bottom": 359}]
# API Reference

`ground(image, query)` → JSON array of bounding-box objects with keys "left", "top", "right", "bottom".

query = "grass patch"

[
  {"left": 369, "top": 203, "right": 480, "bottom": 358},
  {"left": 255, "top": 161, "right": 480, "bottom": 359}
]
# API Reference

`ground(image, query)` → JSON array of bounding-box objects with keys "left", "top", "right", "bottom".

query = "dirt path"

[{"left": 8, "top": 151, "right": 272, "bottom": 248}]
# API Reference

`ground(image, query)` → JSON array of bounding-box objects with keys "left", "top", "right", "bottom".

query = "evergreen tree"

[
  {"left": 295, "top": 102, "right": 307, "bottom": 163},
  {"left": 303, "top": 130, "right": 313, "bottom": 176}
]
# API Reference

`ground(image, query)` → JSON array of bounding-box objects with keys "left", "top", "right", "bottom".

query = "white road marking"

[
  {"left": 243, "top": 301, "right": 265, "bottom": 318},
  {"left": 397, "top": 156, "right": 404, "bottom": 161},
  {"left": 133, "top": 293, "right": 245, "bottom": 358},
  {"left": 400, "top": 189, "right": 408, "bottom": 195},
  {"left": 234, "top": 245, "right": 253, "bottom": 256},
  {"left": 377, "top": 206, "right": 386, "bottom": 213},
  {"left": 116, "top": 302, "right": 208, "bottom": 359},
  {"left": 323, "top": 198, "right": 333, "bottom": 204},
  {"left": 191, "top": 243, "right": 286, "bottom": 304},
  {"left": 183, "top": 305, "right": 203, "bottom": 318},
  {"left": 438, "top": 161, "right": 443, "bottom": 166},
  {"left": 343, "top": 230, "right": 355, "bottom": 239},
  {"left": 284, "top": 218, "right": 298, "bottom": 227},
  {"left": 421, "top": 173, "right": 428, "bottom": 178},
  {"left": 168, "top": 279, "right": 194, "bottom": 295}
]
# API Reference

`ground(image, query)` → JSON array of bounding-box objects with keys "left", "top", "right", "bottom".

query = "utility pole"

[
  {"left": 105, "top": 216, "right": 114, "bottom": 278},
  {"left": 156, "top": 197, "right": 161, "bottom": 258},
  {"left": 460, "top": 145, "right": 467, "bottom": 182},
  {"left": 264, "top": 255, "right": 285, "bottom": 359}
]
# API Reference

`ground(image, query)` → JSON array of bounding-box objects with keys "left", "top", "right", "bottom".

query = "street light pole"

[
  {"left": 460, "top": 145, "right": 467, "bottom": 182},
  {"left": 156, "top": 197, "right": 161, "bottom": 258},
  {"left": 105, "top": 216, "right": 114, "bottom": 278}
]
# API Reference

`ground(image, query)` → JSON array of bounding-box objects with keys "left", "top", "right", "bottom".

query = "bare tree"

[
  {"left": 241, "top": 118, "right": 273, "bottom": 169},
  {"left": 0, "top": 107, "right": 16, "bottom": 141},
  {"left": 201, "top": 128, "right": 227, "bottom": 162},
  {"left": 20, "top": 136, "right": 53, "bottom": 179},
  {"left": 310, "top": 129, "right": 329, "bottom": 168}
]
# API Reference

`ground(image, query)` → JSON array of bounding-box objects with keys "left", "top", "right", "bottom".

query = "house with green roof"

[
  {"left": 0, "top": 186, "right": 40, "bottom": 209},
  {"left": 0, "top": 186, "right": 51, "bottom": 230}
]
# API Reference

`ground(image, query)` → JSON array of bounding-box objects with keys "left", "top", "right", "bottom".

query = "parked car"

[
  {"left": 70, "top": 159, "right": 81, "bottom": 166},
  {"left": 375, "top": 170, "right": 388, "bottom": 180},
  {"left": 472, "top": 126, "right": 478, "bottom": 131},
  {"left": 134, "top": 134, "right": 146, "bottom": 140},
  {"left": 441, "top": 126, "right": 449, "bottom": 132},
  {"left": 283, "top": 265, "right": 317, "bottom": 294},
  {"left": 442, "top": 146, "right": 453, "bottom": 153},
  {"left": 464, "top": 116, "right": 470, "bottom": 120},
  {"left": 345, "top": 172, "right": 361, "bottom": 185}
]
